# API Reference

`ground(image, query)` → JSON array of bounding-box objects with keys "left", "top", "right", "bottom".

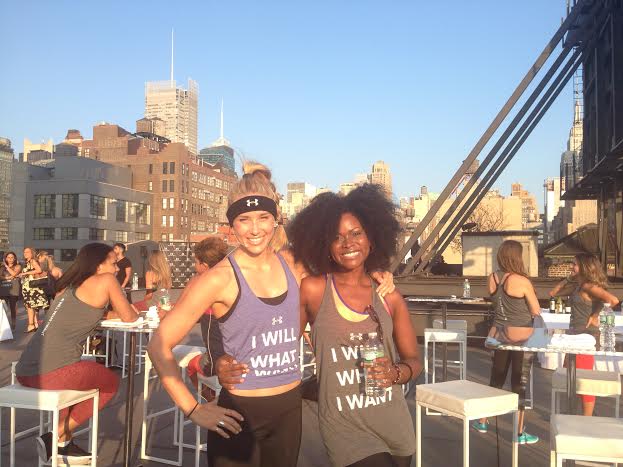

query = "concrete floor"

[{"left": 1, "top": 309, "right": 618, "bottom": 466}]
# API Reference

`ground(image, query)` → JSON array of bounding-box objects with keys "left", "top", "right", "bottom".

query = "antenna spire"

[
  {"left": 170, "top": 28, "right": 174, "bottom": 84},
  {"left": 220, "top": 99, "right": 224, "bottom": 139}
]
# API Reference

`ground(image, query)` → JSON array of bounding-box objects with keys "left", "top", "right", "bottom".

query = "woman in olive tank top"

[
  {"left": 549, "top": 253, "right": 619, "bottom": 416},
  {"left": 291, "top": 185, "right": 422, "bottom": 467}
]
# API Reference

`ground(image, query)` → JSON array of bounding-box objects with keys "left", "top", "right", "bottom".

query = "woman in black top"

[{"left": 1, "top": 251, "right": 22, "bottom": 331}]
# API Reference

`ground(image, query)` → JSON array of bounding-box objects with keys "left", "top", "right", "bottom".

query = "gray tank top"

[
  {"left": 492, "top": 271, "right": 533, "bottom": 327},
  {"left": 569, "top": 285, "right": 602, "bottom": 336},
  {"left": 16, "top": 288, "right": 108, "bottom": 376},
  {"left": 311, "top": 275, "right": 415, "bottom": 466}
]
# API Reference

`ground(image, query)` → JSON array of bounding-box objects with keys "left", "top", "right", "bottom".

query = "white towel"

[
  {"left": 100, "top": 317, "right": 144, "bottom": 328},
  {"left": 547, "top": 333, "right": 596, "bottom": 350}
]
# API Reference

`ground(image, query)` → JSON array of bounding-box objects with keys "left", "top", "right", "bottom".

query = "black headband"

[{"left": 227, "top": 195, "right": 278, "bottom": 225}]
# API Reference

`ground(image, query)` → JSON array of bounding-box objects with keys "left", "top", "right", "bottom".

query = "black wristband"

[{"left": 186, "top": 402, "right": 199, "bottom": 418}]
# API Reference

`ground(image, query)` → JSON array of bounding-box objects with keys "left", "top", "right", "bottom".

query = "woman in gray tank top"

[
  {"left": 549, "top": 253, "right": 619, "bottom": 416},
  {"left": 290, "top": 184, "right": 421, "bottom": 467},
  {"left": 474, "top": 240, "right": 541, "bottom": 445}
]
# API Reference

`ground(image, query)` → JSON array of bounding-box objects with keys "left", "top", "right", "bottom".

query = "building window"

[
  {"left": 162, "top": 215, "right": 167, "bottom": 227},
  {"left": 33, "top": 228, "right": 55, "bottom": 240},
  {"left": 162, "top": 198, "right": 167, "bottom": 209},
  {"left": 135, "top": 232, "right": 149, "bottom": 241},
  {"left": 161, "top": 233, "right": 167, "bottom": 241},
  {"left": 169, "top": 198, "right": 174, "bottom": 209},
  {"left": 61, "top": 227, "right": 78, "bottom": 240},
  {"left": 136, "top": 203, "right": 149, "bottom": 224},
  {"left": 168, "top": 233, "right": 173, "bottom": 242},
  {"left": 169, "top": 180, "right": 174, "bottom": 192},
  {"left": 116, "top": 200, "right": 127, "bottom": 222},
  {"left": 61, "top": 194, "right": 79, "bottom": 218},
  {"left": 163, "top": 162, "right": 168, "bottom": 174},
  {"left": 169, "top": 162, "right": 175, "bottom": 174},
  {"left": 169, "top": 215, "right": 174, "bottom": 227},
  {"left": 90, "top": 195, "right": 106, "bottom": 219},
  {"left": 114, "top": 231, "right": 127, "bottom": 242},
  {"left": 89, "top": 228, "right": 105, "bottom": 240},
  {"left": 60, "top": 249, "right": 77, "bottom": 262},
  {"left": 148, "top": 181, "right": 153, "bottom": 191},
  {"left": 162, "top": 180, "right": 167, "bottom": 192},
  {"left": 148, "top": 164, "right": 153, "bottom": 174},
  {"left": 34, "top": 194, "right": 56, "bottom": 218}
]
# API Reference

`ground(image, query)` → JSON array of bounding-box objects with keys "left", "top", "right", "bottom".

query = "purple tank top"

[{"left": 219, "top": 253, "right": 300, "bottom": 390}]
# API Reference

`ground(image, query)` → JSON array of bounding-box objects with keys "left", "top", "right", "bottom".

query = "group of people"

[
  {"left": 1, "top": 248, "right": 62, "bottom": 332},
  {"left": 474, "top": 241, "right": 620, "bottom": 445},
  {"left": 8, "top": 159, "right": 621, "bottom": 466}
]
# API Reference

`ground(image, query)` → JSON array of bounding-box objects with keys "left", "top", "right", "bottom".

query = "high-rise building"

[
  {"left": 510, "top": 182, "right": 540, "bottom": 229},
  {"left": 21, "top": 138, "right": 54, "bottom": 162},
  {"left": 0, "top": 137, "right": 14, "bottom": 248},
  {"left": 543, "top": 177, "right": 563, "bottom": 244},
  {"left": 145, "top": 79, "right": 199, "bottom": 154},
  {"left": 282, "top": 182, "right": 317, "bottom": 219},
  {"left": 198, "top": 102, "right": 235, "bottom": 172},
  {"left": 369, "top": 160, "right": 392, "bottom": 197}
]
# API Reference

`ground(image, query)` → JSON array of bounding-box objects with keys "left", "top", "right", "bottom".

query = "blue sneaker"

[
  {"left": 471, "top": 421, "right": 489, "bottom": 433},
  {"left": 517, "top": 432, "right": 539, "bottom": 445}
]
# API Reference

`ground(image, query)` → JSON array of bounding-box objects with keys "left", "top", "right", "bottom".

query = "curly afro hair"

[{"left": 287, "top": 184, "right": 399, "bottom": 275}]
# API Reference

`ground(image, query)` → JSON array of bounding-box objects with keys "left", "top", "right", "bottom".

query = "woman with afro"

[{"left": 289, "top": 184, "right": 422, "bottom": 467}]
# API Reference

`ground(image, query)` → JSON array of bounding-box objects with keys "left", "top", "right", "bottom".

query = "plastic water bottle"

[
  {"left": 363, "top": 332, "right": 385, "bottom": 397},
  {"left": 159, "top": 289, "right": 172, "bottom": 312},
  {"left": 131, "top": 273, "right": 139, "bottom": 290},
  {"left": 463, "top": 278, "right": 471, "bottom": 298},
  {"left": 599, "top": 304, "right": 615, "bottom": 351}
]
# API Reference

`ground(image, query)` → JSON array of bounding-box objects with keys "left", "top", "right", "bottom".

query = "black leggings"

[
  {"left": 489, "top": 349, "right": 534, "bottom": 409},
  {"left": 207, "top": 386, "right": 302, "bottom": 467},
  {"left": 4, "top": 296, "right": 18, "bottom": 329},
  {"left": 347, "top": 453, "right": 412, "bottom": 467}
]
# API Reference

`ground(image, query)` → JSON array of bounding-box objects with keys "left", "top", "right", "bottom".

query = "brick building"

[{"left": 79, "top": 122, "right": 237, "bottom": 242}]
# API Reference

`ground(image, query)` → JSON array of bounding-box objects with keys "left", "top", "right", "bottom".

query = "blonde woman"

[
  {"left": 549, "top": 253, "right": 619, "bottom": 416},
  {"left": 143, "top": 250, "right": 173, "bottom": 309},
  {"left": 474, "top": 240, "right": 541, "bottom": 444},
  {"left": 19, "top": 247, "right": 49, "bottom": 332}
]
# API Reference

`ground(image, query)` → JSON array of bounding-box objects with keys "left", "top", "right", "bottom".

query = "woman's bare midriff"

[{"left": 229, "top": 379, "right": 300, "bottom": 397}]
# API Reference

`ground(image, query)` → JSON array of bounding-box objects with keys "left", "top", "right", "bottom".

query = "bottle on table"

[
  {"left": 463, "top": 278, "right": 471, "bottom": 299},
  {"left": 131, "top": 273, "right": 139, "bottom": 290},
  {"left": 363, "top": 332, "right": 385, "bottom": 397},
  {"left": 158, "top": 289, "right": 172, "bottom": 312},
  {"left": 599, "top": 304, "right": 616, "bottom": 352},
  {"left": 556, "top": 296, "right": 563, "bottom": 314},
  {"left": 549, "top": 296, "right": 556, "bottom": 312}
]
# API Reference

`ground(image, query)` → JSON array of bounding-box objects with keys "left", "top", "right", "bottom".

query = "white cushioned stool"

[
  {"left": 416, "top": 380, "right": 518, "bottom": 467},
  {"left": 550, "top": 414, "right": 623, "bottom": 466},
  {"left": 551, "top": 367, "right": 620, "bottom": 416},
  {"left": 0, "top": 384, "right": 99, "bottom": 467},
  {"left": 141, "top": 344, "right": 204, "bottom": 466}
]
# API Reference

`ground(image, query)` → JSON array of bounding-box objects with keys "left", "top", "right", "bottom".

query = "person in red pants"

[
  {"left": 550, "top": 253, "right": 619, "bottom": 416},
  {"left": 15, "top": 243, "right": 139, "bottom": 465}
]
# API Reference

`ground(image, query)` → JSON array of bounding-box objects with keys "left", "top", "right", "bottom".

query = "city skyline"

[{"left": 2, "top": 1, "right": 574, "bottom": 206}]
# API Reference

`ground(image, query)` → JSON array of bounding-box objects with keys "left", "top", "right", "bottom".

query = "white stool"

[
  {"left": 141, "top": 344, "right": 203, "bottom": 466},
  {"left": 416, "top": 380, "right": 518, "bottom": 467},
  {"left": 550, "top": 414, "right": 623, "bottom": 466},
  {"left": 424, "top": 328, "right": 467, "bottom": 384},
  {"left": 551, "top": 367, "right": 621, "bottom": 416},
  {"left": 300, "top": 323, "right": 316, "bottom": 379},
  {"left": 0, "top": 384, "right": 99, "bottom": 467},
  {"left": 194, "top": 373, "right": 223, "bottom": 467},
  {"left": 433, "top": 319, "right": 468, "bottom": 332}
]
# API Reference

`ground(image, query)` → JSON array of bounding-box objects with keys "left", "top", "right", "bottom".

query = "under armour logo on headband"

[
  {"left": 247, "top": 198, "right": 259, "bottom": 207},
  {"left": 226, "top": 195, "right": 278, "bottom": 225}
]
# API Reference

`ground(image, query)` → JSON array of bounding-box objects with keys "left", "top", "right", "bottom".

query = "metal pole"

[
  {"left": 421, "top": 50, "right": 585, "bottom": 272},
  {"left": 123, "top": 332, "right": 137, "bottom": 467},
  {"left": 442, "top": 303, "right": 448, "bottom": 381},
  {"left": 390, "top": 0, "right": 588, "bottom": 273}
]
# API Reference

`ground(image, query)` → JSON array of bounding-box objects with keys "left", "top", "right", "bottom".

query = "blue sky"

[{"left": 1, "top": 1, "right": 574, "bottom": 209}]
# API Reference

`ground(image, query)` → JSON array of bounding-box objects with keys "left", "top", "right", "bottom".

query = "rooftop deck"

[{"left": 1, "top": 309, "right": 617, "bottom": 466}]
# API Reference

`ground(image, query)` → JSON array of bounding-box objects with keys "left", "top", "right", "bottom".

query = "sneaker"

[
  {"left": 35, "top": 432, "right": 53, "bottom": 463},
  {"left": 518, "top": 432, "right": 539, "bottom": 445},
  {"left": 57, "top": 440, "right": 92, "bottom": 465},
  {"left": 471, "top": 421, "right": 489, "bottom": 433}
]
